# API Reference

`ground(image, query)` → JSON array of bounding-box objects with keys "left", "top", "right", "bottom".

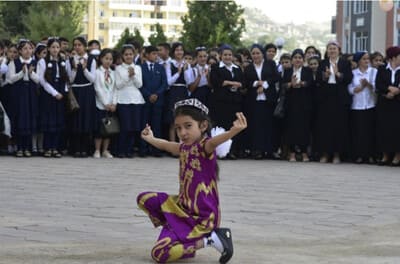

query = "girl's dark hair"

[
  {"left": 97, "top": 48, "right": 113, "bottom": 67},
  {"left": 171, "top": 42, "right": 184, "bottom": 57},
  {"left": 73, "top": 36, "right": 87, "bottom": 47},
  {"left": 44, "top": 39, "right": 68, "bottom": 84},
  {"left": 34, "top": 44, "right": 46, "bottom": 58},
  {"left": 6, "top": 43, "right": 17, "bottom": 62},
  {"left": 88, "top": 39, "right": 101, "bottom": 48},
  {"left": 174, "top": 105, "right": 212, "bottom": 136},
  {"left": 370, "top": 51, "right": 384, "bottom": 61},
  {"left": 264, "top": 43, "right": 277, "bottom": 52}
]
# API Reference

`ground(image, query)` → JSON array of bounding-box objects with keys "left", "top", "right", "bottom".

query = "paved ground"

[{"left": 0, "top": 156, "right": 400, "bottom": 264}]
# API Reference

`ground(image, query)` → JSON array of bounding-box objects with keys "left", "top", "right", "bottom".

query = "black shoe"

[
  {"left": 227, "top": 153, "right": 237, "bottom": 160},
  {"left": 80, "top": 152, "right": 88, "bottom": 158},
  {"left": 74, "top": 152, "right": 81, "bottom": 158},
  {"left": 126, "top": 153, "right": 134, "bottom": 158},
  {"left": 378, "top": 159, "right": 389, "bottom": 166},
  {"left": 117, "top": 153, "right": 125, "bottom": 158},
  {"left": 215, "top": 228, "right": 234, "bottom": 264}
]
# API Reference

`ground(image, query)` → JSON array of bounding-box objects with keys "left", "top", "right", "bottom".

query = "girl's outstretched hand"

[
  {"left": 141, "top": 124, "right": 154, "bottom": 140},
  {"left": 230, "top": 112, "right": 247, "bottom": 133}
]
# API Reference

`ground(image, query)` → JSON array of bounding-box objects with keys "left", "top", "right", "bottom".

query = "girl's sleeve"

[
  {"left": 6, "top": 61, "right": 23, "bottom": 84},
  {"left": 166, "top": 63, "right": 179, "bottom": 86},
  {"left": 66, "top": 59, "right": 77, "bottom": 84},
  {"left": 83, "top": 59, "right": 96, "bottom": 83},
  {"left": 93, "top": 70, "right": 108, "bottom": 106},
  {"left": 115, "top": 67, "right": 130, "bottom": 90},
  {"left": 132, "top": 65, "right": 143, "bottom": 88},
  {"left": 38, "top": 59, "right": 59, "bottom": 97}
]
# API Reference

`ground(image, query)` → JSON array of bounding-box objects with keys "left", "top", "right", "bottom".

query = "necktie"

[{"left": 150, "top": 63, "right": 154, "bottom": 72}]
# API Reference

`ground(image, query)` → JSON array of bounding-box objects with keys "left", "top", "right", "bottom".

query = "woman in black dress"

[
  {"left": 210, "top": 44, "right": 245, "bottom": 159},
  {"left": 314, "top": 40, "right": 353, "bottom": 163},
  {"left": 281, "top": 49, "right": 313, "bottom": 162},
  {"left": 375, "top": 46, "right": 400, "bottom": 165},
  {"left": 243, "top": 44, "right": 280, "bottom": 159}
]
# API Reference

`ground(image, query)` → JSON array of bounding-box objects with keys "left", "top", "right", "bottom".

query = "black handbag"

[
  {"left": 273, "top": 95, "right": 285, "bottom": 118},
  {"left": 100, "top": 114, "right": 120, "bottom": 137}
]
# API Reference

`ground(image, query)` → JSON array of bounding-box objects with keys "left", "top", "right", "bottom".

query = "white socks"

[{"left": 203, "top": 231, "right": 223, "bottom": 253}]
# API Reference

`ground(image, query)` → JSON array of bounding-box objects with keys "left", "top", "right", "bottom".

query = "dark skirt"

[
  {"left": 165, "top": 85, "right": 188, "bottom": 124},
  {"left": 11, "top": 81, "right": 39, "bottom": 136},
  {"left": 350, "top": 108, "right": 375, "bottom": 158},
  {"left": 248, "top": 101, "right": 274, "bottom": 153},
  {"left": 314, "top": 85, "right": 350, "bottom": 154},
  {"left": 284, "top": 91, "right": 312, "bottom": 148},
  {"left": 39, "top": 85, "right": 66, "bottom": 133},
  {"left": 191, "top": 85, "right": 210, "bottom": 107},
  {"left": 0, "top": 83, "right": 12, "bottom": 116},
  {"left": 212, "top": 100, "right": 242, "bottom": 131},
  {"left": 69, "top": 84, "right": 96, "bottom": 134},
  {"left": 117, "top": 103, "right": 143, "bottom": 132},
  {"left": 376, "top": 97, "right": 400, "bottom": 152}
]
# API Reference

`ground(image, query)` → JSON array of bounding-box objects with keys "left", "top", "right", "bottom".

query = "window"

[
  {"left": 353, "top": 0, "right": 367, "bottom": 14},
  {"left": 355, "top": 31, "right": 368, "bottom": 51},
  {"left": 151, "top": 0, "right": 166, "bottom": 5},
  {"left": 151, "top": 12, "right": 163, "bottom": 19},
  {"left": 99, "top": 23, "right": 105, "bottom": 30},
  {"left": 113, "top": 11, "right": 117, "bottom": 17},
  {"left": 150, "top": 25, "right": 155, "bottom": 31},
  {"left": 397, "top": 29, "right": 400, "bottom": 46},
  {"left": 100, "top": 10, "right": 105, "bottom": 17}
]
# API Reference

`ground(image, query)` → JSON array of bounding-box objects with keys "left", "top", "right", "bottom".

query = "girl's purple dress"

[{"left": 137, "top": 137, "right": 220, "bottom": 263}]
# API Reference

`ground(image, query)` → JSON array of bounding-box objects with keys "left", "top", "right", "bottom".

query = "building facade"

[
  {"left": 82, "top": 0, "right": 188, "bottom": 48},
  {"left": 334, "top": 0, "right": 399, "bottom": 54}
]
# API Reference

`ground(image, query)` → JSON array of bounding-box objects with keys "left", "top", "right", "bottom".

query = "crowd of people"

[{"left": 0, "top": 36, "right": 399, "bottom": 166}]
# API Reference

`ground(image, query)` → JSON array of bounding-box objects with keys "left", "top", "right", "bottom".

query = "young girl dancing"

[{"left": 137, "top": 98, "right": 247, "bottom": 263}]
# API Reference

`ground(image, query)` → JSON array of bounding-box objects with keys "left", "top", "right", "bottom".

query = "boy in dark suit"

[{"left": 140, "top": 46, "right": 168, "bottom": 156}]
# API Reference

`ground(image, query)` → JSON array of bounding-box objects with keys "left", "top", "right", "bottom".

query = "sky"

[{"left": 235, "top": 0, "right": 337, "bottom": 24}]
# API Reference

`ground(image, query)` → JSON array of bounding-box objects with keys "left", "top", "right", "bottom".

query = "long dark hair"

[
  {"left": 44, "top": 38, "right": 68, "bottom": 84},
  {"left": 97, "top": 48, "right": 114, "bottom": 68}
]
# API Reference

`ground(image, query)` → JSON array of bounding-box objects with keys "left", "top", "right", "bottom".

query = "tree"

[
  {"left": 148, "top": 23, "right": 167, "bottom": 46},
  {"left": 114, "top": 28, "right": 135, "bottom": 50},
  {"left": 180, "top": 1, "right": 245, "bottom": 51},
  {"left": 0, "top": 1, "right": 32, "bottom": 40},
  {"left": 23, "top": 1, "right": 86, "bottom": 42},
  {"left": 133, "top": 28, "right": 145, "bottom": 47}
]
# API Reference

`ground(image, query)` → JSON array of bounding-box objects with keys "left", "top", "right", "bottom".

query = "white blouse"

[
  {"left": 115, "top": 63, "right": 144, "bottom": 104},
  {"left": 348, "top": 67, "right": 377, "bottom": 110},
  {"left": 94, "top": 66, "right": 117, "bottom": 110},
  {"left": 6, "top": 57, "right": 39, "bottom": 85}
]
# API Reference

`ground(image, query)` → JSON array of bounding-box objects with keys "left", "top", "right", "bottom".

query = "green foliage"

[
  {"left": 180, "top": 1, "right": 245, "bottom": 51},
  {"left": 0, "top": 1, "right": 32, "bottom": 40},
  {"left": 23, "top": 1, "right": 86, "bottom": 43},
  {"left": 148, "top": 23, "right": 167, "bottom": 46},
  {"left": 133, "top": 28, "right": 145, "bottom": 47},
  {"left": 114, "top": 28, "right": 134, "bottom": 50}
]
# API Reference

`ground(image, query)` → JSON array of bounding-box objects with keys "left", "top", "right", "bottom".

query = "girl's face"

[
  {"left": 291, "top": 54, "right": 304, "bottom": 68},
  {"left": 391, "top": 54, "right": 400, "bottom": 68},
  {"left": 19, "top": 43, "right": 33, "bottom": 59},
  {"left": 266, "top": 48, "right": 276, "bottom": 60},
  {"left": 38, "top": 49, "right": 47, "bottom": 59},
  {"left": 122, "top": 48, "right": 134, "bottom": 64},
  {"left": 73, "top": 40, "right": 86, "bottom": 55},
  {"left": 305, "top": 48, "right": 316, "bottom": 59},
  {"left": 327, "top": 44, "right": 339, "bottom": 59},
  {"left": 308, "top": 58, "right": 319, "bottom": 72},
  {"left": 221, "top": 49, "right": 233, "bottom": 65},
  {"left": 101, "top": 53, "right": 113, "bottom": 69},
  {"left": 7, "top": 47, "right": 18, "bottom": 60},
  {"left": 208, "top": 58, "right": 217, "bottom": 66},
  {"left": 358, "top": 53, "right": 370, "bottom": 69},
  {"left": 48, "top": 41, "right": 60, "bottom": 58},
  {"left": 280, "top": 59, "right": 291, "bottom": 69},
  {"left": 372, "top": 55, "right": 384, "bottom": 68},
  {"left": 174, "top": 115, "right": 206, "bottom": 145},
  {"left": 184, "top": 55, "right": 193, "bottom": 65},
  {"left": 174, "top": 45, "right": 184, "bottom": 60},
  {"left": 251, "top": 47, "right": 263, "bottom": 65},
  {"left": 196, "top": 50, "right": 207, "bottom": 66}
]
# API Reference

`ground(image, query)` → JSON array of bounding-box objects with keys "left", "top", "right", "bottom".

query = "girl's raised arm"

[{"left": 141, "top": 124, "right": 180, "bottom": 156}]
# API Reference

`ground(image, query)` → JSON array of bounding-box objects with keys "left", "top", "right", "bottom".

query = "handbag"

[
  {"left": 100, "top": 114, "right": 120, "bottom": 137},
  {"left": 273, "top": 95, "right": 285, "bottom": 118},
  {"left": 66, "top": 87, "right": 80, "bottom": 113}
]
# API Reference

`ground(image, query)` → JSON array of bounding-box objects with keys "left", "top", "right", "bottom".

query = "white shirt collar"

[
  {"left": 219, "top": 61, "right": 239, "bottom": 69},
  {"left": 171, "top": 59, "right": 185, "bottom": 67},
  {"left": 20, "top": 57, "right": 32, "bottom": 64},
  {"left": 386, "top": 63, "right": 400, "bottom": 72}
]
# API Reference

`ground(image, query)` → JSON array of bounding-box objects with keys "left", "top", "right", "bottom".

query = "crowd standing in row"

[{"left": 0, "top": 36, "right": 399, "bottom": 166}]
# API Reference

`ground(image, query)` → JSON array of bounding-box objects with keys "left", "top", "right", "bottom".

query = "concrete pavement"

[{"left": 0, "top": 156, "right": 400, "bottom": 264}]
